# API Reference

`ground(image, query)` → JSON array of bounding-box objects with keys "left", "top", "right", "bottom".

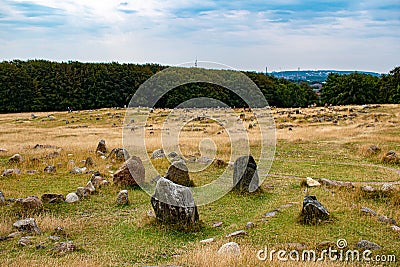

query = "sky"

[{"left": 0, "top": 0, "right": 399, "bottom": 73}]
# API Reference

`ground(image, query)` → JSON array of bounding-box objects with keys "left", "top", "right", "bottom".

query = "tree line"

[{"left": 0, "top": 60, "right": 398, "bottom": 112}]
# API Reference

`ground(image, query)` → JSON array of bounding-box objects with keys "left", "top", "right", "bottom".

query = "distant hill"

[{"left": 270, "top": 70, "right": 382, "bottom": 83}]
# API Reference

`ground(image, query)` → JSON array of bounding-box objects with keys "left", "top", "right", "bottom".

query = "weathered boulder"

[
  {"left": 150, "top": 177, "right": 199, "bottom": 226},
  {"left": 65, "top": 192, "right": 79, "bottom": 203},
  {"left": 41, "top": 194, "right": 65, "bottom": 204},
  {"left": 151, "top": 149, "right": 166, "bottom": 159},
  {"left": 300, "top": 195, "right": 330, "bottom": 224},
  {"left": 167, "top": 151, "right": 178, "bottom": 158},
  {"left": 165, "top": 160, "right": 194, "bottom": 187},
  {"left": 96, "top": 139, "right": 107, "bottom": 154},
  {"left": 9, "top": 154, "right": 23, "bottom": 163},
  {"left": 108, "top": 148, "right": 130, "bottom": 161},
  {"left": 217, "top": 242, "right": 240, "bottom": 256},
  {"left": 377, "top": 215, "right": 396, "bottom": 225},
  {"left": 16, "top": 196, "right": 43, "bottom": 213},
  {"left": 113, "top": 156, "right": 145, "bottom": 186},
  {"left": 116, "top": 190, "right": 129, "bottom": 205},
  {"left": 233, "top": 155, "right": 259, "bottom": 192},
  {"left": 13, "top": 218, "right": 41, "bottom": 234},
  {"left": 44, "top": 165, "right": 56, "bottom": 173}
]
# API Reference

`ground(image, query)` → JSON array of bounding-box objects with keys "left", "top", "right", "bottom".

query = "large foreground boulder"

[
  {"left": 165, "top": 160, "right": 194, "bottom": 187},
  {"left": 233, "top": 155, "right": 259, "bottom": 192},
  {"left": 113, "top": 156, "right": 145, "bottom": 186},
  {"left": 300, "top": 195, "right": 330, "bottom": 224},
  {"left": 150, "top": 178, "right": 199, "bottom": 226}
]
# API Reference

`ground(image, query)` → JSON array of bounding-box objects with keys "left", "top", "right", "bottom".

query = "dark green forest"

[{"left": 0, "top": 60, "right": 398, "bottom": 112}]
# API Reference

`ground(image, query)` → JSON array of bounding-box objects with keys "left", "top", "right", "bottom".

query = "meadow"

[{"left": 0, "top": 104, "right": 399, "bottom": 266}]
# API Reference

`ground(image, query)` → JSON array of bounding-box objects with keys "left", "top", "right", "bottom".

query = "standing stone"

[
  {"left": 108, "top": 148, "right": 130, "bottom": 161},
  {"left": 150, "top": 178, "right": 199, "bottom": 226},
  {"left": 9, "top": 154, "right": 23, "bottom": 163},
  {"left": 65, "top": 192, "right": 79, "bottom": 203},
  {"left": 151, "top": 149, "right": 166, "bottom": 159},
  {"left": 116, "top": 190, "right": 129, "bottom": 205},
  {"left": 300, "top": 195, "right": 330, "bottom": 224},
  {"left": 233, "top": 155, "right": 259, "bottom": 192},
  {"left": 113, "top": 156, "right": 145, "bottom": 186},
  {"left": 13, "top": 218, "right": 41, "bottom": 234},
  {"left": 96, "top": 140, "right": 107, "bottom": 154},
  {"left": 165, "top": 160, "right": 194, "bottom": 187},
  {"left": 41, "top": 194, "right": 65, "bottom": 204}
]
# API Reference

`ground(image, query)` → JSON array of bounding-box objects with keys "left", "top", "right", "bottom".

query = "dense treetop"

[{"left": 0, "top": 60, "right": 398, "bottom": 112}]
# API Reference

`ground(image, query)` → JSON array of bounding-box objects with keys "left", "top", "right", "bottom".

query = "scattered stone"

[
  {"left": 85, "top": 157, "right": 95, "bottom": 168},
  {"left": 382, "top": 150, "right": 398, "bottom": 163},
  {"left": 377, "top": 215, "right": 396, "bottom": 225},
  {"left": 318, "top": 178, "right": 354, "bottom": 188},
  {"left": 213, "top": 222, "right": 223, "bottom": 227},
  {"left": 53, "top": 241, "right": 77, "bottom": 254},
  {"left": 150, "top": 177, "right": 199, "bottom": 226},
  {"left": 90, "top": 174, "right": 104, "bottom": 188},
  {"left": 48, "top": 236, "right": 61, "bottom": 241},
  {"left": 200, "top": 238, "right": 215, "bottom": 244},
  {"left": 265, "top": 211, "right": 277, "bottom": 218},
  {"left": 0, "top": 236, "right": 11, "bottom": 241},
  {"left": 44, "top": 165, "right": 56, "bottom": 173},
  {"left": 285, "top": 243, "right": 307, "bottom": 250},
  {"left": 53, "top": 226, "right": 64, "bottom": 235},
  {"left": 367, "top": 145, "right": 381, "bottom": 154},
  {"left": 0, "top": 191, "right": 5, "bottom": 204},
  {"left": 226, "top": 230, "right": 247, "bottom": 237},
  {"left": 26, "top": 170, "right": 38, "bottom": 175},
  {"left": 0, "top": 148, "right": 8, "bottom": 152},
  {"left": 360, "top": 207, "right": 377, "bottom": 216},
  {"left": 151, "top": 149, "right": 166, "bottom": 159},
  {"left": 70, "top": 166, "right": 86, "bottom": 174},
  {"left": 1, "top": 168, "right": 21, "bottom": 176},
  {"left": 7, "top": 232, "right": 21, "bottom": 238},
  {"left": 165, "top": 160, "right": 194, "bottom": 187},
  {"left": 167, "top": 151, "right": 178, "bottom": 158},
  {"left": 361, "top": 185, "right": 376, "bottom": 193},
  {"left": 391, "top": 225, "right": 400, "bottom": 232},
  {"left": 65, "top": 193, "right": 79, "bottom": 203},
  {"left": 13, "top": 218, "right": 41, "bottom": 234},
  {"left": 9, "top": 154, "right": 23, "bottom": 163},
  {"left": 246, "top": 222, "right": 255, "bottom": 229},
  {"left": 17, "top": 196, "right": 43, "bottom": 213},
  {"left": 113, "top": 156, "right": 145, "bottom": 186},
  {"left": 357, "top": 240, "right": 381, "bottom": 251},
  {"left": 300, "top": 195, "right": 330, "bottom": 224},
  {"left": 85, "top": 181, "right": 96, "bottom": 194},
  {"left": 76, "top": 187, "right": 89, "bottom": 198},
  {"left": 18, "top": 236, "right": 32, "bottom": 246},
  {"left": 233, "top": 155, "right": 259, "bottom": 192},
  {"left": 116, "top": 190, "right": 129, "bottom": 205},
  {"left": 217, "top": 242, "right": 240, "bottom": 256},
  {"left": 45, "top": 151, "right": 60, "bottom": 159},
  {"left": 108, "top": 148, "right": 130, "bottom": 161},
  {"left": 305, "top": 177, "right": 321, "bottom": 187},
  {"left": 36, "top": 244, "right": 46, "bottom": 250},
  {"left": 381, "top": 183, "right": 395, "bottom": 193},
  {"left": 41, "top": 194, "right": 65, "bottom": 204},
  {"left": 196, "top": 156, "right": 213, "bottom": 164},
  {"left": 96, "top": 139, "right": 107, "bottom": 154}
]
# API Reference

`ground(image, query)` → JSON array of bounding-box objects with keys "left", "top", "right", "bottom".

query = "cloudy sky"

[{"left": 0, "top": 0, "right": 399, "bottom": 73}]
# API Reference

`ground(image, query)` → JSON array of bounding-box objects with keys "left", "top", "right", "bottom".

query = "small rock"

[
  {"left": 9, "top": 154, "right": 23, "bottom": 163},
  {"left": 212, "top": 222, "right": 223, "bottom": 227},
  {"left": 391, "top": 225, "right": 400, "bottom": 232},
  {"left": 17, "top": 196, "right": 43, "bottom": 213},
  {"left": 41, "top": 193, "right": 65, "bottom": 204},
  {"left": 246, "top": 222, "right": 255, "bottom": 229},
  {"left": 200, "top": 238, "right": 215, "bottom": 244},
  {"left": 196, "top": 156, "right": 213, "bottom": 164},
  {"left": 53, "top": 241, "right": 77, "bottom": 254},
  {"left": 151, "top": 149, "right": 166, "bottom": 159},
  {"left": 265, "top": 211, "right": 277, "bottom": 218},
  {"left": 26, "top": 170, "right": 38, "bottom": 175},
  {"left": 217, "top": 242, "right": 240, "bottom": 256},
  {"left": 44, "top": 165, "right": 56, "bottom": 173},
  {"left": 1, "top": 168, "right": 21, "bottom": 176},
  {"left": 367, "top": 145, "right": 380, "bottom": 154},
  {"left": 36, "top": 244, "right": 46, "bottom": 250},
  {"left": 381, "top": 183, "right": 395, "bottom": 192},
  {"left": 85, "top": 181, "right": 96, "bottom": 194},
  {"left": 382, "top": 150, "right": 398, "bottom": 163},
  {"left": 377, "top": 215, "right": 396, "bottom": 225},
  {"left": 300, "top": 195, "right": 330, "bottom": 224},
  {"left": 0, "top": 148, "right": 8, "bottom": 152},
  {"left": 13, "top": 218, "right": 41, "bottom": 234},
  {"left": 108, "top": 148, "right": 130, "bottom": 161},
  {"left": 70, "top": 166, "right": 86, "bottom": 174},
  {"left": 85, "top": 157, "right": 95, "bottom": 168},
  {"left": 167, "top": 151, "right": 178, "bottom": 158},
  {"left": 48, "top": 236, "right": 61, "bottom": 241},
  {"left": 7, "top": 232, "right": 21, "bottom": 238},
  {"left": 65, "top": 193, "right": 79, "bottom": 203},
  {"left": 76, "top": 187, "right": 89, "bottom": 198},
  {"left": 116, "top": 190, "right": 129, "bottom": 205},
  {"left": 360, "top": 207, "right": 377, "bottom": 216},
  {"left": 213, "top": 158, "right": 227, "bottom": 168},
  {"left": 361, "top": 185, "right": 376, "bottom": 193},
  {"left": 0, "top": 191, "right": 5, "bottom": 204},
  {"left": 226, "top": 230, "right": 247, "bottom": 237},
  {"left": 357, "top": 240, "right": 381, "bottom": 251},
  {"left": 96, "top": 140, "right": 107, "bottom": 154},
  {"left": 305, "top": 177, "right": 321, "bottom": 187},
  {"left": 18, "top": 236, "right": 32, "bottom": 246},
  {"left": 53, "top": 226, "right": 64, "bottom": 235},
  {"left": 317, "top": 241, "right": 336, "bottom": 250}
]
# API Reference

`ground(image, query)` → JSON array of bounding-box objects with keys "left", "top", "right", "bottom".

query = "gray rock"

[
  {"left": 217, "top": 242, "right": 240, "bottom": 256},
  {"left": 70, "top": 166, "right": 86, "bottom": 174},
  {"left": 18, "top": 236, "right": 32, "bottom": 246},
  {"left": 13, "top": 218, "right": 41, "bottom": 234},
  {"left": 165, "top": 160, "right": 194, "bottom": 187},
  {"left": 318, "top": 178, "right": 354, "bottom": 188},
  {"left": 113, "top": 156, "right": 145, "bottom": 186},
  {"left": 361, "top": 207, "right": 377, "bottom": 216},
  {"left": 76, "top": 187, "right": 89, "bottom": 198},
  {"left": 233, "top": 155, "right": 259, "bottom": 192},
  {"left": 117, "top": 190, "right": 129, "bottom": 205},
  {"left": 381, "top": 183, "right": 395, "bottom": 192},
  {"left": 367, "top": 145, "right": 381, "bottom": 154},
  {"left": 85, "top": 181, "right": 96, "bottom": 194},
  {"left": 48, "top": 235, "right": 61, "bottom": 241},
  {"left": 65, "top": 192, "right": 79, "bottom": 203},
  {"left": 305, "top": 177, "right": 321, "bottom": 187},
  {"left": 391, "top": 225, "right": 400, "bottom": 232},
  {"left": 41, "top": 193, "right": 65, "bottom": 204},
  {"left": 246, "top": 222, "right": 255, "bottom": 229},
  {"left": 96, "top": 139, "right": 107, "bottom": 154},
  {"left": 196, "top": 156, "right": 213, "bottom": 164},
  {"left": 226, "top": 230, "right": 247, "bottom": 237},
  {"left": 0, "top": 191, "right": 5, "bottom": 204},
  {"left": 85, "top": 157, "right": 94, "bottom": 168},
  {"left": 16, "top": 196, "right": 43, "bottom": 213},
  {"left": 212, "top": 222, "right": 223, "bottom": 227},
  {"left": 1, "top": 168, "right": 21, "bottom": 176},
  {"left": 108, "top": 148, "right": 130, "bottom": 161},
  {"left": 200, "top": 237, "right": 215, "bottom": 244},
  {"left": 44, "top": 165, "right": 56, "bottom": 173},
  {"left": 265, "top": 211, "right": 277, "bottom": 218},
  {"left": 0, "top": 148, "right": 8, "bottom": 152},
  {"left": 361, "top": 185, "right": 376, "bottom": 193},
  {"left": 150, "top": 177, "right": 199, "bottom": 226},
  {"left": 151, "top": 149, "right": 166, "bottom": 159},
  {"left": 9, "top": 154, "right": 23, "bottom": 163},
  {"left": 357, "top": 240, "right": 381, "bottom": 251},
  {"left": 377, "top": 215, "right": 396, "bottom": 225},
  {"left": 53, "top": 241, "right": 77, "bottom": 254},
  {"left": 167, "top": 151, "right": 178, "bottom": 158},
  {"left": 300, "top": 195, "right": 330, "bottom": 224}
]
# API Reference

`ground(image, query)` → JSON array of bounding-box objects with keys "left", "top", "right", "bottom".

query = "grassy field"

[{"left": 0, "top": 104, "right": 399, "bottom": 266}]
